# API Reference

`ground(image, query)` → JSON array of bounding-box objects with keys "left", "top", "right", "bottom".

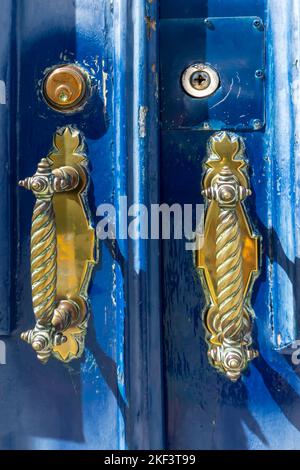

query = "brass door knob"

[{"left": 43, "top": 65, "right": 89, "bottom": 112}]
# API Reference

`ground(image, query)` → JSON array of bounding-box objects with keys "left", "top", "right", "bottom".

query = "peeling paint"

[
  {"left": 138, "top": 105, "right": 148, "bottom": 138},
  {"left": 145, "top": 16, "right": 156, "bottom": 39},
  {"left": 277, "top": 333, "right": 282, "bottom": 347},
  {"left": 102, "top": 59, "right": 108, "bottom": 112},
  {"left": 0, "top": 81, "right": 6, "bottom": 105}
]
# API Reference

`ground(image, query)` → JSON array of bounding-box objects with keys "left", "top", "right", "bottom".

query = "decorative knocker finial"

[{"left": 196, "top": 132, "right": 260, "bottom": 381}]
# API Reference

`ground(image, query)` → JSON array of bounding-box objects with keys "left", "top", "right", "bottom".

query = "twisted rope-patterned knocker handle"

[{"left": 19, "top": 158, "right": 80, "bottom": 363}]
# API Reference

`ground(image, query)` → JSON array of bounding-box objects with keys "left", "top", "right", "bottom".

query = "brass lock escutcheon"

[
  {"left": 19, "top": 127, "right": 96, "bottom": 363},
  {"left": 196, "top": 132, "right": 260, "bottom": 381}
]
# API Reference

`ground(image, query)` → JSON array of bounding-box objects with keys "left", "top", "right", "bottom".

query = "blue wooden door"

[
  {"left": 160, "top": 0, "right": 300, "bottom": 450},
  {"left": 0, "top": 0, "right": 300, "bottom": 451},
  {"left": 0, "top": 0, "right": 163, "bottom": 450},
  {"left": 0, "top": 0, "right": 125, "bottom": 451}
]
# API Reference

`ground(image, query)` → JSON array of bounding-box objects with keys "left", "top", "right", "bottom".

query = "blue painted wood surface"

[
  {"left": 113, "top": 0, "right": 164, "bottom": 449},
  {"left": 0, "top": 0, "right": 14, "bottom": 335}
]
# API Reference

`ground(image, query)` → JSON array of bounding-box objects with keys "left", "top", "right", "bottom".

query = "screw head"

[
  {"left": 181, "top": 63, "right": 220, "bottom": 98},
  {"left": 204, "top": 18, "right": 214, "bottom": 30},
  {"left": 253, "top": 119, "right": 263, "bottom": 130},
  {"left": 255, "top": 69, "right": 264, "bottom": 79},
  {"left": 253, "top": 18, "right": 263, "bottom": 29},
  {"left": 190, "top": 71, "right": 211, "bottom": 91}
]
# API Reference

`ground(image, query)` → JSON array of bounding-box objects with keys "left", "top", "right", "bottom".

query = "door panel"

[
  {"left": 0, "top": 0, "right": 125, "bottom": 450},
  {"left": 160, "top": 0, "right": 300, "bottom": 450},
  {"left": 0, "top": 0, "right": 163, "bottom": 451}
]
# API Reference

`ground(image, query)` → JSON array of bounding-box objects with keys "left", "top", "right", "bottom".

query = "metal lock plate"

[{"left": 160, "top": 17, "right": 265, "bottom": 131}]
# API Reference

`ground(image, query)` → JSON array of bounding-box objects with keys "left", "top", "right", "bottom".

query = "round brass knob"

[{"left": 43, "top": 65, "right": 88, "bottom": 111}]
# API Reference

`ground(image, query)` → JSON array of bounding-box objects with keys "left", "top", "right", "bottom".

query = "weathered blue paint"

[
  {"left": 160, "top": 17, "right": 265, "bottom": 130},
  {"left": 160, "top": 0, "right": 300, "bottom": 450},
  {"left": 265, "top": 0, "right": 300, "bottom": 349},
  {"left": 160, "top": 0, "right": 264, "bottom": 18},
  {"left": 0, "top": 0, "right": 14, "bottom": 335},
  {"left": 113, "top": 0, "right": 164, "bottom": 449}
]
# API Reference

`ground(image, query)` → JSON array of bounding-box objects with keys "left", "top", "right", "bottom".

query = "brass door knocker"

[
  {"left": 19, "top": 127, "right": 96, "bottom": 363},
  {"left": 196, "top": 132, "right": 260, "bottom": 381}
]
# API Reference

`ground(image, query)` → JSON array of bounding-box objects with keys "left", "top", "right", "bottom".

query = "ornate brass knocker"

[
  {"left": 19, "top": 127, "right": 96, "bottom": 363},
  {"left": 196, "top": 132, "right": 260, "bottom": 381}
]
